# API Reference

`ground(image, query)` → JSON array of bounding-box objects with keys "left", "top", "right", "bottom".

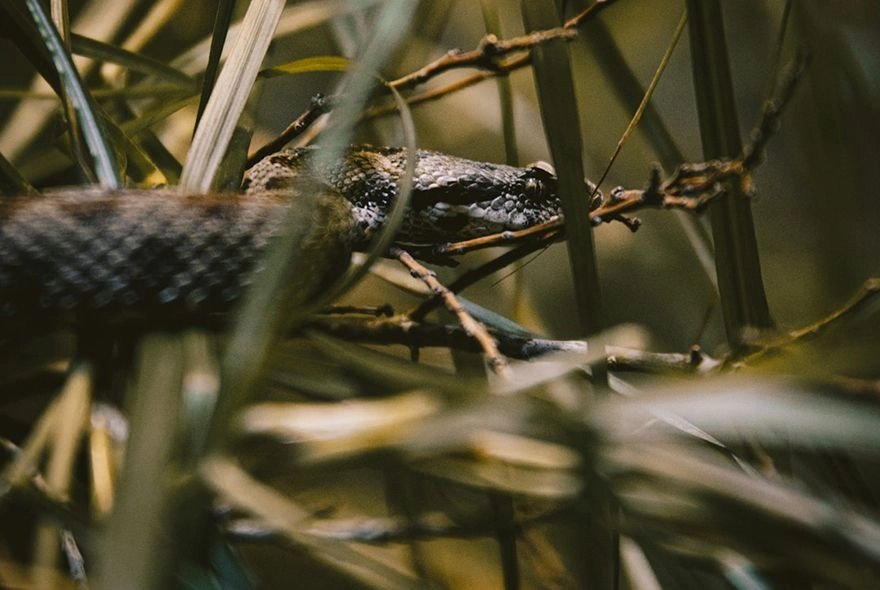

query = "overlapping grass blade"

[
  {"left": 24, "top": 0, "right": 120, "bottom": 188},
  {"left": 686, "top": 1, "right": 773, "bottom": 347},
  {"left": 583, "top": 12, "right": 717, "bottom": 288},
  {"left": 204, "top": 0, "right": 417, "bottom": 452},
  {"left": 71, "top": 34, "right": 197, "bottom": 90},
  {"left": 521, "top": 1, "right": 602, "bottom": 336},
  {"left": 180, "top": 0, "right": 286, "bottom": 192},
  {"left": 194, "top": 0, "right": 235, "bottom": 128}
]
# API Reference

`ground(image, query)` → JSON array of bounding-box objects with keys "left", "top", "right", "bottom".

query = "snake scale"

[{"left": 0, "top": 146, "right": 565, "bottom": 336}]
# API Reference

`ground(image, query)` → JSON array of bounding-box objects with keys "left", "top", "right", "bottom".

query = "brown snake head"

[{"left": 244, "top": 145, "right": 564, "bottom": 245}]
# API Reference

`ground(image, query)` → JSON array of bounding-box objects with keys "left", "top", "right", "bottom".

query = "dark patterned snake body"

[{"left": 0, "top": 147, "right": 564, "bottom": 335}]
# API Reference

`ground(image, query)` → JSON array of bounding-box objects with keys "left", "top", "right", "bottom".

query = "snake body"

[{"left": 0, "top": 147, "right": 564, "bottom": 334}]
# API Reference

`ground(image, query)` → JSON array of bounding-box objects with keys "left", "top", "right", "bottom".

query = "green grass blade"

[
  {"left": 686, "top": 0, "right": 773, "bottom": 347},
  {"left": 0, "top": 151, "right": 36, "bottom": 196},
  {"left": 521, "top": 1, "right": 602, "bottom": 336},
  {"left": 70, "top": 33, "right": 197, "bottom": 90},
  {"left": 24, "top": 0, "right": 121, "bottom": 188},
  {"left": 194, "top": 0, "right": 236, "bottom": 129},
  {"left": 0, "top": 1, "right": 61, "bottom": 92},
  {"left": 259, "top": 55, "right": 352, "bottom": 77},
  {"left": 95, "top": 334, "right": 184, "bottom": 590}
]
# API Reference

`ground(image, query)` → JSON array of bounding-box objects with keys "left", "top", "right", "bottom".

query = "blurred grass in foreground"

[{"left": 1, "top": 1, "right": 879, "bottom": 588}]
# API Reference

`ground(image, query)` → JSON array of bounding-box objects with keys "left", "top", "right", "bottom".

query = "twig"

[
  {"left": 247, "top": 93, "right": 333, "bottom": 166},
  {"left": 742, "top": 278, "right": 880, "bottom": 360},
  {"left": 606, "top": 345, "right": 721, "bottom": 375},
  {"left": 564, "top": 0, "right": 617, "bottom": 29},
  {"left": 391, "top": 246, "right": 511, "bottom": 378},
  {"left": 258, "top": 1, "right": 620, "bottom": 149},
  {"left": 363, "top": 3, "right": 619, "bottom": 120},
  {"left": 411, "top": 236, "right": 557, "bottom": 321},
  {"left": 788, "top": 278, "right": 880, "bottom": 341},
  {"left": 388, "top": 30, "right": 576, "bottom": 91},
  {"left": 386, "top": 1, "right": 617, "bottom": 91},
  {"left": 435, "top": 218, "right": 563, "bottom": 257},
  {"left": 741, "top": 49, "right": 810, "bottom": 173},
  {"left": 710, "top": 277, "right": 880, "bottom": 373},
  {"left": 308, "top": 313, "right": 586, "bottom": 360},
  {"left": 309, "top": 314, "right": 729, "bottom": 376},
  {"left": 363, "top": 70, "right": 498, "bottom": 120}
]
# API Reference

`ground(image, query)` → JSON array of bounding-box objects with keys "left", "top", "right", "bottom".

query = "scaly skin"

[
  {"left": 0, "top": 146, "right": 566, "bottom": 334},
  {"left": 243, "top": 146, "right": 562, "bottom": 244},
  {"left": 0, "top": 187, "right": 354, "bottom": 336}
]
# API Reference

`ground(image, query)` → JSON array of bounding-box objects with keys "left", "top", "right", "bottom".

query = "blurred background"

[{"left": 1, "top": 1, "right": 879, "bottom": 588}]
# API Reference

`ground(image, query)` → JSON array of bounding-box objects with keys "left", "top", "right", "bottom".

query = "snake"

[
  {"left": 0, "top": 146, "right": 567, "bottom": 336},
  {"left": 242, "top": 146, "right": 562, "bottom": 244}
]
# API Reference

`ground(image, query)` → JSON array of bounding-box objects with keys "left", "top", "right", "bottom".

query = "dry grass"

[{"left": 1, "top": 1, "right": 879, "bottom": 588}]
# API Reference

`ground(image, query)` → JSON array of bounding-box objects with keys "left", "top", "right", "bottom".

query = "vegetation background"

[{"left": 0, "top": 0, "right": 878, "bottom": 588}]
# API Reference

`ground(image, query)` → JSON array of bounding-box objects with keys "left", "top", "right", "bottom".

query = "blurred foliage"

[{"left": 1, "top": 0, "right": 879, "bottom": 589}]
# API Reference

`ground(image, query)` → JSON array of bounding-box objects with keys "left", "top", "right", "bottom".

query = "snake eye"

[
  {"left": 524, "top": 161, "right": 557, "bottom": 202},
  {"left": 525, "top": 177, "right": 543, "bottom": 199}
]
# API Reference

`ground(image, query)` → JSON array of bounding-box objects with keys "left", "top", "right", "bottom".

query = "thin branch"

[
  {"left": 391, "top": 247, "right": 511, "bottom": 378},
  {"left": 564, "top": 0, "right": 617, "bottom": 29},
  {"left": 308, "top": 313, "right": 586, "bottom": 360},
  {"left": 386, "top": 0, "right": 618, "bottom": 91},
  {"left": 410, "top": 237, "right": 556, "bottom": 321},
  {"left": 247, "top": 93, "right": 333, "bottom": 166},
  {"left": 256, "top": 0, "right": 620, "bottom": 150},
  {"left": 606, "top": 345, "right": 721, "bottom": 375},
  {"left": 787, "top": 278, "right": 880, "bottom": 342},
  {"left": 309, "top": 314, "right": 729, "bottom": 377},
  {"left": 362, "top": 69, "right": 497, "bottom": 120},
  {"left": 704, "top": 276, "right": 880, "bottom": 374},
  {"left": 741, "top": 278, "right": 880, "bottom": 361},
  {"left": 740, "top": 49, "right": 810, "bottom": 173},
  {"left": 388, "top": 29, "right": 576, "bottom": 91}
]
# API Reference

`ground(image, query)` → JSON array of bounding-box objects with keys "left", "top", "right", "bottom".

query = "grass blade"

[
  {"left": 180, "top": 0, "right": 286, "bottom": 192},
  {"left": 71, "top": 33, "right": 197, "bottom": 90},
  {"left": 24, "top": 0, "right": 121, "bottom": 188},
  {"left": 521, "top": 1, "right": 602, "bottom": 336},
  {"left": 686, "top": 0, "right": 773, "bottom": 347},
  {"left": 194, "top": 0, "right": 236, "bottom": 129},
  {"left": 95, "top": 335, "right": 184, "bottom": 590},
  {"left": 583, "top": 14, "right": 718, "bottom": 290},
  {"left": 0, "top": 151, "right": 36, "bottom": 196}
]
